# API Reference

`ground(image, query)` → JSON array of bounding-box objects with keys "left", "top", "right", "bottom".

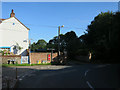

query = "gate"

[{"left": 21, "top": 56, "right": 29, "bottom": 64}]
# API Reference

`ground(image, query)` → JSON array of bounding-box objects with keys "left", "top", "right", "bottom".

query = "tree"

[
  {"left": 36, "top": 39, "right": 47, "bottom": 49},
  {"left": 47, "top": 31, "right": 81, "bottom": 59},
  {"left": 47, "top": 34, "right": 66, "bottom": 52},
  {"left": 110, "top": 12, "right": 120, "bottom": 60},
  {"left": 80, "top": 11, "right": 120, "bottom": 62},
  {"left": 30, "top": 39, "right": 47, "bottom": 52},
  {"left": 30, "top": 42, "right": 36, "bottom": 51}
]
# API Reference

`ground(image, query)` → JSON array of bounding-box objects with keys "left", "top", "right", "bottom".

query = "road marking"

[
  {"left": 19, "top": 78, "right": 22, "bottom": 81},
  {"left": 85, "top": 64, "right": 111, "bottom": 89},
  {"left": 85, "top": 69, "right": 90, "bottom": 76},
  {"left": 96, "top": 64, "right": 111, "bottom": 68},
  {"left": 86, "top": 81, "right": 94, "bottom": 90}
]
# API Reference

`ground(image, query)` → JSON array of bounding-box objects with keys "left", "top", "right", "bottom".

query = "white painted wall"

[{"left": 0, "top": 17, "right": 29, "bottom": 55}]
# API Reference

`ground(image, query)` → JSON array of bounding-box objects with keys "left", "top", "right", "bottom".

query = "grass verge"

[{"left": 2, "top": 63, "right": 51, "bottom": 67}]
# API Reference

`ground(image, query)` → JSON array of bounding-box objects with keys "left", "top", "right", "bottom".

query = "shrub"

[{"left": 76, "top": 49, "right": 89, "bottom": 56}]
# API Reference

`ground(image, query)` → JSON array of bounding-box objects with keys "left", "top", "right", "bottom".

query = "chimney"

[{"left": 10, "top": 9, "right": 15, "bottom": 17}]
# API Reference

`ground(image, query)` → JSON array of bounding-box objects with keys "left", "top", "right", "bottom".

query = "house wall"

[
  {"left": 30, "top": 52, "right": 58, "bottom": 64},
  {"left": 0, "top": 17, "right": 29, "bottom": 55}
]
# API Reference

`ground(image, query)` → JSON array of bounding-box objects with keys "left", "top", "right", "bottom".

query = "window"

[{"left": 13, "top": 23, "right": 15, "bottom": 25}]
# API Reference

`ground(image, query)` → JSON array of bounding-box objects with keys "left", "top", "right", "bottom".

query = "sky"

[{"left": 1, "top": 2, "right": 118, "bottom": 43}]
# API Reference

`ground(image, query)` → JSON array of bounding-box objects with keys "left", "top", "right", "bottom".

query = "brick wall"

[
  {"left": 1, "top": 55, "right": 21, "bottom": 64},
  {"left": 30, "top": 52, "right": 58, "bottom": 64}
]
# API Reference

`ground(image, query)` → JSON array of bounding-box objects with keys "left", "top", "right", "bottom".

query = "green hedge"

[{"left": 76, "top": 49, "right": 89, "bottom": 56}]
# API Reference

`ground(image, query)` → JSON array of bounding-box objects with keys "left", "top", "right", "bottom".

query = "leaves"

[
  {"left": 80, "top": 11, "right": 120, "bottom": 62},
  {"left": 30, "top": 39, "right": 47, "bottom": 52}
]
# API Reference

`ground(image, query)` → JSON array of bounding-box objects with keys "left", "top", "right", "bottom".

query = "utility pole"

[
  {"left": 58, "top": 25, "right": 64, "bottom": 57},
  {"left": 58, "top": 26, "right": 60, "bottom": 57},
  {"left": 29, "top": 40, "right": 31, "bottom": 64}
]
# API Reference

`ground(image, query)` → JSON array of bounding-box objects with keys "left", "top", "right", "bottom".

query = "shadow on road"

[{"left": 2, "top": 63, "right": 120, "bottom": 89}]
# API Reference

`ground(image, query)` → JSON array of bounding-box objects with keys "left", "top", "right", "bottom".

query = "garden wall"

[
  {"left": 30, "top": 52, "right": 58, "bottom": 64},
  {"left": 0, "top": 55, "right": 21, "bottom": 64}
]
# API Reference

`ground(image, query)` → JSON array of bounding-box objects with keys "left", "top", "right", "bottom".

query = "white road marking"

[
  {"left": 85, "top": 64, "right": 111, "bottom": 89},
  {"left": 86, "top": 81, "right": 94, "bottom": 89},
  {"left": 85, "top": 69, "right": 90, "bottom": 76},
  {"left": 19, "top": 78, "right": 22, "bottom": 81},
  {"left": 96, "top": 64, "right": 111, "bottom": 68},
  {"left": 85, "top": 64, "right": 111, "bottom": 77}
]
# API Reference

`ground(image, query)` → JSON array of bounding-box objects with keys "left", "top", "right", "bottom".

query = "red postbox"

[{"left": 48, "top": 54, "right": 51, "bottom": 60}]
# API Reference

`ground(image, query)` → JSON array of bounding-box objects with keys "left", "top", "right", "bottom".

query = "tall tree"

[
  {"left": 80, "top": 11, "right": 120, "bottom": 62},
  {"left": 47, "top": 34, "right": 65, "bottom": 52},
  {"left": 30, "top": 39, "right": 47, "bottom": 52},
  {"left": 47, "top": 31, "right": 81, "bottom": 59}
]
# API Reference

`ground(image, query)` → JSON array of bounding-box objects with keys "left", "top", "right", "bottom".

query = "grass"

[{"left": 2, "top": 63, "right": 51, "bottom": 67}]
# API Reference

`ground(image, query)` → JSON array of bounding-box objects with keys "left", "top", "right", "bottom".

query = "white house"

[{"left": 0, "top": 9, "right": 30, "bottom": 56}]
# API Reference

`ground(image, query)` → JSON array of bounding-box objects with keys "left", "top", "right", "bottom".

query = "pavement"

[{"left": 15, "top": 63, "right": 120, "bottom": 88}]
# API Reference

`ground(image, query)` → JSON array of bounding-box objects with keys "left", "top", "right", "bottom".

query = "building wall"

[
  {"left": 0, "top": 17, "right": 29, "bottom": 55},
  {"left": 30, "top": 52, "right": 57, "bottom": 64},
  {"left": 1, "top": 55, "right": 21, "bottom": 64}
]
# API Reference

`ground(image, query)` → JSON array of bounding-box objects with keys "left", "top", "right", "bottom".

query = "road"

[{"left": 16, "top": 63, "right": 120, "bottom": 88}]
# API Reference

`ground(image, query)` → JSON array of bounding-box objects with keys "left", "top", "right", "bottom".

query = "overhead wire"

[{"left": 1, "top": 22, "right": 85, "bottom": 30}]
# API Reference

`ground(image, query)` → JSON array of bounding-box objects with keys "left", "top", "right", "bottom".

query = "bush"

[{"left": 76, "top": 49, "right": 89, "bottom": 56}]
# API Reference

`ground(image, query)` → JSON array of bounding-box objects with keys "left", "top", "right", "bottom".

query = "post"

[
  {"left": 58, "top": 26, "right": 60, "bottom": 57},
  {"left": 29, "top": 40, "right": 31, "bottom": 65},
  {"left": 51, "top": 49, "right": 53, "bottom": 62}
]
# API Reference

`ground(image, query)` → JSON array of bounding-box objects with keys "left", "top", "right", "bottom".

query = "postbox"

[{"left": 48, "top": 54, "right": 51, "bottom": 60}]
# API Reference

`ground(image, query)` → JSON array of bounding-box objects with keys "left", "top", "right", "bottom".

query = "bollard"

[{"left": 16, "top": 68, "right": 17, "bottom": 80}]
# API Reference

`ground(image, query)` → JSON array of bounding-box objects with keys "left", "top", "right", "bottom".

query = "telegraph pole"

[
  {"left": 58, "top": 25, "right": 64, "bottom": 57},
  {"left": 58, "top": 26, "right": 60, "bottom": 57}
]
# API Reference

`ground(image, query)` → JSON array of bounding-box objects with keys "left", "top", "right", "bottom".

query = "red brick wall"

[{"left": 30, "top": 52, "right": 57, "bottom": 64}]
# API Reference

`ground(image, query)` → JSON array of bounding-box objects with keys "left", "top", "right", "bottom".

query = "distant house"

[{"left": 0, "top": 9, "right": 30, "bottom": 56}]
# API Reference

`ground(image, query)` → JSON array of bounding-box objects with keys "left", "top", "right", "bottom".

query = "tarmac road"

[{"left": 16, "top": 63, "right": 120, "bottom": 88}]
